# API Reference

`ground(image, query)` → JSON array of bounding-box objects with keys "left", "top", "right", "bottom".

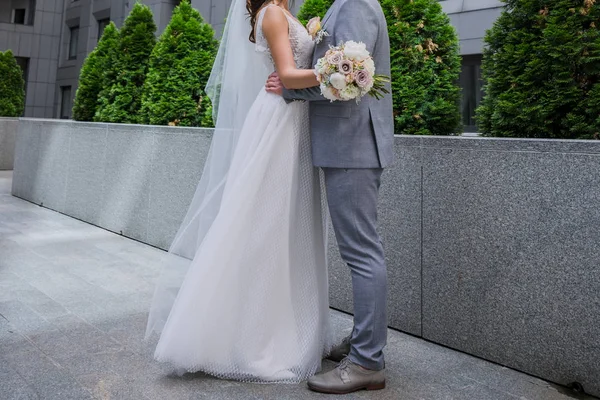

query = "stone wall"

[
  {"left": 413, "top": 136, "right": 600, "bottom": 397},
  {"left": 0, "top": 118, "right": 18, "bottom": 170},
  {"left": 11, "top": 119, "right": 600, "bottom": 397},
  {"left": 11, "top": 119, "right": 212, "bottom": 249}
]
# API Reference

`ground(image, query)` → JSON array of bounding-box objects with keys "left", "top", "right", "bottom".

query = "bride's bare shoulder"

[{"left": 260, "top": 5, "right": 289, "bottom": 33}]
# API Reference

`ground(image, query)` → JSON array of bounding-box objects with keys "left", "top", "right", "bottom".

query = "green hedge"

[
  {"left": 382, "top": 0, "right": 461, "bottom": 135},
  {"left": 297, "top": 0, "right": 334, "bottom": 24},
  {"left": 0, "top": 50, "right": 25, "bottom": 117},
  {"left": 140, "top": 0, "right": 218, "bottom": 127},
  {"left": 477, "top": 0, "right": 600, "bottom": 139}
]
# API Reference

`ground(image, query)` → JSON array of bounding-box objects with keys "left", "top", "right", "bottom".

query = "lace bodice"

[{"left": 255, "top": 5, "right": 315, "bottom": 69}]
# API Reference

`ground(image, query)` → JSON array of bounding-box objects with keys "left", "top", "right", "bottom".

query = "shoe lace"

[{"left": 338, "top": 357, "right": 352, "bottom": 383}]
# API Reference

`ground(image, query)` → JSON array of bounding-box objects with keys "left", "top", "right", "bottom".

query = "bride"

[{"left": 146, "top": 0, "right": 332, "bottom": 383}]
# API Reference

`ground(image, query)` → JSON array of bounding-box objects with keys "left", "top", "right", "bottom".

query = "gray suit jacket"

[{"left": 283, "top": 0, "right": 394, "bottom": 169}]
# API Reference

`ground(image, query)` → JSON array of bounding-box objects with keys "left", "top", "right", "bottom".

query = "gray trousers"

[{"left": 322, "top": 168, "right": 388, "bottom": 371}]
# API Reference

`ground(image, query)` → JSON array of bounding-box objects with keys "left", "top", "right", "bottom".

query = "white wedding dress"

[{"left": 149, "top": 5, "right": 332, "bottom": 383}]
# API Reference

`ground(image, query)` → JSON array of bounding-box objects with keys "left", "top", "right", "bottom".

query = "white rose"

[
  {"left": 344, "top": 41, "right": 369, "bottom": 61},
  {"left": 315, "top": 59, "right": 325, "bottom": 75},
  {"left": 363, "top": 58, "right": 376, "bottom": 75},
  {"left": 318, "top": 61, "right": 330, "bottom": 75},
  {"left": 321, "top": 85, "right": 338, "bottom": 102},
  {"left": 339, "top": 85, "right": 361, "bottom": 101},
  {"left": 329, "top": 73, "right": 347, "bottom": 90}
]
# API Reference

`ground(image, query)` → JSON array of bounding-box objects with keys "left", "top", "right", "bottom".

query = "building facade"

[{"left": 0, "top": 0, "right": 501, "bottom": 129}]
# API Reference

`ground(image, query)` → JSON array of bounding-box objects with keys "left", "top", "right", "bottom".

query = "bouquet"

[{"left": 314, "top": 41, "right": 390, "bottom": 102}]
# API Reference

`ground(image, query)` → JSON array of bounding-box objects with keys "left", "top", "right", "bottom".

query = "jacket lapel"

[{"left": 321, "top": 0, "right": 338, "bottom": 28}]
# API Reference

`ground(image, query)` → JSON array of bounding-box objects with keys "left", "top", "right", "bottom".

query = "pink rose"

[
  {"left": 338, "top": 60, "right": 354, "bottom": 75},
  {"left": 327, "top": 51, "right": 343, "bottom": 65},
  {"left": 355, "top": 70, "right": 373, "bottom": 88}
]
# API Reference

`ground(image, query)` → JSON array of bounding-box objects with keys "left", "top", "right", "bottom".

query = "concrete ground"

[{"left": 0, "top": 170, "right": 593, "bottom": 400}]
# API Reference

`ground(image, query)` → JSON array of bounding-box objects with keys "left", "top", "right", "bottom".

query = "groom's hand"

[{"left": 265, "top": 72, "right": 284, "bottom": 96}]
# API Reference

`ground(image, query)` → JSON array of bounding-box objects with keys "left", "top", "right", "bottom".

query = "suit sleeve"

[{"left": 282, "top": 86, "right": 324, "bottom": 103}]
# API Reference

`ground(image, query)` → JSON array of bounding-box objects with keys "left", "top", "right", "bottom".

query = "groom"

[{"left": 266, "top": 0, "right": 394, "bottom": 394}]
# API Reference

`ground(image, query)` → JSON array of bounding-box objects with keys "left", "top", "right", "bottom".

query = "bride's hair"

[
  {"left": 246, "top": 0, "right": 270, "bottom": 44},
  {"left": 247, "top": 0, "right": 293, "bottom": 43}
]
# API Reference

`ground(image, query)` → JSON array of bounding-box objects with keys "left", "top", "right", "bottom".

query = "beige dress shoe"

[
  {"left": 307, "top": 358, "right": 386, "bottom": 394},
  {"left": 326, "top": 335, "right": 351, "bottom": 362}
]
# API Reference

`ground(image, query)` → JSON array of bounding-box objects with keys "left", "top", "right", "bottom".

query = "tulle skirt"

[{"left": 148, "top": 90, "right": 332, "bottom": 383}]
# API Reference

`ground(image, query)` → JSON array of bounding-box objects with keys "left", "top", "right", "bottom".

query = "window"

[
  {"left": 68, "top": 26, "right": 79, "bottom": 60},
  {"left": 2, "top": 1, "right": 36, "bottom": 25},
  {"left": 60, "top": 86, "right": 72, "bottom": 119},
  {"left": 15, "top": 56, "right": 29, "bottom": 90},
  {"left": 98, "top": 19, "right": 110, "bottom": 41},
  {"left": 459, "top": 55, "right": 484, "bottom": 133},
  {"left": 12, "top": 9, "right": 26, "bottom": 24},
  {"left": 15, "top": 57, "right": 29, "bottom": 78}
]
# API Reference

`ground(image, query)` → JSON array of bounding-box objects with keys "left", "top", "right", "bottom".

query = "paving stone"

[
  {"left": 0, "top": 356, "right": 39, "bottom": 400},
  {"left": 0, "top": 300, "right": 50, "bottom": 333},
  {"left": 76, "top": 372, "right": 152, "bottom": 400},
  {"left": 2, "top": 346, "right": 94, "bottom": 400}
]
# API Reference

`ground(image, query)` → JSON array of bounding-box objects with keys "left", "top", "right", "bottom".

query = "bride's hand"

[{"left": 266, "top": 72, "right": 284, "bottom": 96}]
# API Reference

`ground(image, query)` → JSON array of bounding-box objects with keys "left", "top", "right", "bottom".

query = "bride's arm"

[{"left": 262, "top": 7, "right": 318, "bottom": 90}]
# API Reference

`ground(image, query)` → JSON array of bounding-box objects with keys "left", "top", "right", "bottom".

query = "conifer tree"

[
  {"left": 72, "top": 22, "right": 119, "bottom": 121},
  {"left": 140, "top": 0, "right": 218, "bottom": 127},
  {"left": 0, "top": 50, "right": 25, "bottom": 117},
  {"left": 381, "top": 0, "right": 461, "bottom": 135},
  {"left": 477, "top": 0, "right": 600, "bottom": 139},
  {"left": 95, "top": 2, "right": 157, "bottom": 123}
]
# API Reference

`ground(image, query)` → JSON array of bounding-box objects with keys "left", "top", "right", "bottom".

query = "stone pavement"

[{"left": 0, "top": 171, "right": 594, "bottom": 400}]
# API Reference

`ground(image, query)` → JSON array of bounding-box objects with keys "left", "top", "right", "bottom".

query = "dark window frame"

[
  {"left": 15, "top": 57, "right": 29, "bottom": 115},
  {"left": 97, "top": 18, "right": 110, "bottom": 41},
  {"left": 7, "top": 1, "right": 36, "bottom": 25},
  {"left": 60, "top": 86, "right": 72, "bottom": 119},
  {"left": 12, "top": 8, "right": 26, "bottom": 24},
  {"left": 459, "top": 54, "right": 484, "bottom": 133},
  {"left": 68, "top": 26, "right": 79, "bottom": 60}
]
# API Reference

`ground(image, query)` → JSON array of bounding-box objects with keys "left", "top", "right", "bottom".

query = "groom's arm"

[{"left": 281, "top": 85, "right": 323, "bottom": 103}]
